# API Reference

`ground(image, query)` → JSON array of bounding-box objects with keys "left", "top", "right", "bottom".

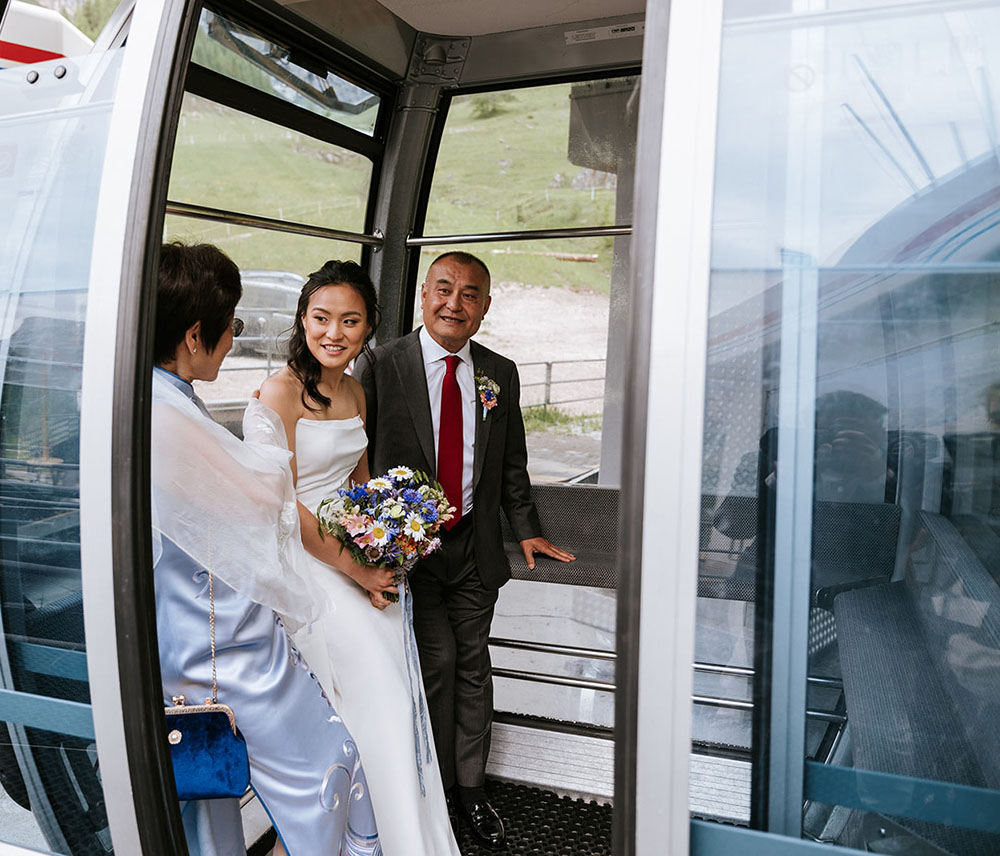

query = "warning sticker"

[{"left": 565, "top": 21, "right": 644, "bottom": 45}]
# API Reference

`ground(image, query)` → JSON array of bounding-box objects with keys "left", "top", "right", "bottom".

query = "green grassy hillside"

[{"left": 165, "top": 83, "right": 626, "bottom": 294}]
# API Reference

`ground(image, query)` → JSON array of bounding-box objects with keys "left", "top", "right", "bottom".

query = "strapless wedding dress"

[{"left": 292, "top": 416, "right": 460, "bottom": 856}]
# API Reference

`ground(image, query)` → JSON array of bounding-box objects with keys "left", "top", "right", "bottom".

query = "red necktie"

[{"left": 438, "top": 355, "right": 463, "bottom": 530}]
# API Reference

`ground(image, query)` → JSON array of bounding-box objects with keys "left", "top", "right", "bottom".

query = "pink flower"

[{"left": 344, "top": 514, "right": 371, "bottom": 537}]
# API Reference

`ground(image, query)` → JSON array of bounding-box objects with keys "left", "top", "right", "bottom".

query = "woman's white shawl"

[{"left": 151, "top": 374, "right": 322, "bottom": 631}]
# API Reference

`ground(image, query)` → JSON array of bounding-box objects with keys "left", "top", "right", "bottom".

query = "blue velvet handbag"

[{"left": 164, "top": 572, "right": 251, "bottom": 800}]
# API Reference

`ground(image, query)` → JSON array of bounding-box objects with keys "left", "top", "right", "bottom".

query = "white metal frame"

[
  {"left": 80, "top": 0, "right": 193, "bottom": 851},
  {"left": 629, "top": 0, "right": 724, "bottom": 854}
]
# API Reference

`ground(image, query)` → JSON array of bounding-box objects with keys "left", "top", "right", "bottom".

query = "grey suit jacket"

[{"left": 353, "top": 329, "right": 541, "bottom": 589}]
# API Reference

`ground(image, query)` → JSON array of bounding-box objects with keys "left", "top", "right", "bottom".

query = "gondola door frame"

[{"left": 81, "top": 0, "right": 204, "bottom": 852}]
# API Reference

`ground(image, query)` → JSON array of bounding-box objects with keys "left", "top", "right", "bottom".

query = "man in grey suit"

[{"left": 354, "top": 251, "right": 573, "bottom": 847}]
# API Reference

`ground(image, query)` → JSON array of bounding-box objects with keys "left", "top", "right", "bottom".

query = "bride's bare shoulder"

[{"left": 259, "top": 368, "right": 303, "bottom": 413}]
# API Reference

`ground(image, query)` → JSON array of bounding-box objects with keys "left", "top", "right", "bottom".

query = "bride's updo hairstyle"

[{"left": 287, "top": 259, "right": 381, "bottom": 410}]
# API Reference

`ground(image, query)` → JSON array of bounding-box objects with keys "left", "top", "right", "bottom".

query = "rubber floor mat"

[{"left": 456, "top": 779, "right": 612, "bottom": 855}]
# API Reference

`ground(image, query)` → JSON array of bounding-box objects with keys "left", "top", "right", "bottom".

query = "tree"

[{"left": 72, "top": 0, "right": 120, "bottom": 41}]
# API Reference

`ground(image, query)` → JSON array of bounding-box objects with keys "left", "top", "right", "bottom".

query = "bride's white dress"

[{"left": 291, "top": 416, "right": 461, "bottom": 856}]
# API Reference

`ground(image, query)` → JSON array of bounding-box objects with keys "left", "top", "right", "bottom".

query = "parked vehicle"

[{"left": 232, "top": 269, "right": 303, "bottom": 358}]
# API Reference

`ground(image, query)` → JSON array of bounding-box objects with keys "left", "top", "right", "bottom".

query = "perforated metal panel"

[{"left": 502, "top": 484, "right": 619, "bottom": 588}]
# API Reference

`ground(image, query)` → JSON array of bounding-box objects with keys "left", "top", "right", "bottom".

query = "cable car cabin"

[{"left": 1, "top": 0, "right": 999, "bottom": 854}]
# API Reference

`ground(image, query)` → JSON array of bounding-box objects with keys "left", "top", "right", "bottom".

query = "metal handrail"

[
  {"left": 494, "top": 668, "right": 846, "bottom": 723},
  {"left": 694, "top": 661, "right": 843, "bottom": 690},
  {"left": 165, "top": 200, "right": 384, "bottom": 246},
  {"left": 489, "top": 637, "right": 616, "bottom": 661},
  {"left": 493, "top": 667, "right": 613, "bottom": 692},
  {"left": 489, "top": 642, "right": 843, "bottom": 691},
  {"left": 490, "top": 641, "right": 848, "bottom": 720},
  {"left": 694, "top": 662, "right": 753, "bottom": 678},
  {"left": 692, "top": 694, "right": 752, "bottom": 711},
  {"left": 407, "top": 224, "right": 632, "bottom": 247}
]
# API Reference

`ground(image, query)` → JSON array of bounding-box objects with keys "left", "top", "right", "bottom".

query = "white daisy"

[
  {"left": 369, "top": 523, "right": 391, "bottom": 546},
  {"left": 367, "top": 477, "right": 392, "bottom": 491},
  {"left": 388, "top": 465, "right": 414, "bottom": 481},
  {"left": 404, "top": 514, "right": 426, "bottom": 541}
]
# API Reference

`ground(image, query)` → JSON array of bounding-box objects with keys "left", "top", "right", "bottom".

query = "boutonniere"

[{"left": 475, "top": 372, "right": 500, "bottom": 421}]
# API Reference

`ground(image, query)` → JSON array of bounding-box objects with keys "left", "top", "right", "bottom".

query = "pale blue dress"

[{"left": 153, "top": 367, "right": 381, "bottom": 856}]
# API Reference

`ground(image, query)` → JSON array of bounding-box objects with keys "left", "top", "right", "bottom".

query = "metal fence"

[
  {"left": 202, "top": 352, "right": 607, "bottom": 417},
  {"left": 519, "top": 358, "right": 606, "bottom": 408}
]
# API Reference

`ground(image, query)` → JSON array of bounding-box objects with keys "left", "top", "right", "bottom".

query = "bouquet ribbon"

[{"left": 399, "top": 561, "right": 433, "bottom": 797}]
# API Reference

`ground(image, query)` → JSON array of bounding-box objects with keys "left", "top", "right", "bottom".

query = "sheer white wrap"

[{"left": 150, "top": 374, "right": 322, "bottom": 631}]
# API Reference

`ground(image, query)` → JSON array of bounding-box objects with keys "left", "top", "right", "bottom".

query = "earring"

[{"left": 193, "top": 348, "right": 197, "bottom": 353}]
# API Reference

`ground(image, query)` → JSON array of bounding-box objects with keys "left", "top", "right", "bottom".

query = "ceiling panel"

[{"left": 358, "top": 0, "right": 645, "bottom": 37}]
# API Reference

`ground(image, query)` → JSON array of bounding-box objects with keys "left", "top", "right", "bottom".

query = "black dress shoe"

[{"left": 461, "top": 797, "right": 505, "bottom": 849}]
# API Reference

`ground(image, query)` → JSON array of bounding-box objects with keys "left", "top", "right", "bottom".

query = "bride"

[{"left": 249, "top": 260, "right": 461, "bottom": 856}]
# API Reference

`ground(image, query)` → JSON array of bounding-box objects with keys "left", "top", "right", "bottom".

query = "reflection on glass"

[
  {"left": 192, "top": 8, "right": 380, "bottom": 136},
  {"left": 411, "top": 239, "right": 630, "bottom": 484},
  {"left": 426, "top": 77, "right": 638, "bottom": 236},
  {"left": 164, "top": 215, "right": 362, "bottom": 428},
  {"left": 0, "top": 49, "right": 120, "bottom": 853},
  {"left": 0, "top": 1, "right": 95, "bottom": 62},
  {"left": 169, "top": 93, "right": 373, "bottom": 233},
  {"left": 699, "top": 0, "right": 1000, "bottom": 847}
]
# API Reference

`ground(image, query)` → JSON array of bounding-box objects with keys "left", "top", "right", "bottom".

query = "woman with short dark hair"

[{"left": 151, "top": 242, "right": 380, "bottom": 855}]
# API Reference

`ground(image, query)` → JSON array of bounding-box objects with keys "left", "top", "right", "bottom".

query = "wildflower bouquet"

[{"left": 316, "top": 465, "right": 454, "bottom": 602}]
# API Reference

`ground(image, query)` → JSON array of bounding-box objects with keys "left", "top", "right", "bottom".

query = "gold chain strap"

[{"left": 209, "top": 571, "right": 218, "bottom": 704}]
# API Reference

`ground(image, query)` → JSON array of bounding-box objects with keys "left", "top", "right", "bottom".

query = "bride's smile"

[{"left": 303, "top": 284, "right": 369, "bottom": 372}]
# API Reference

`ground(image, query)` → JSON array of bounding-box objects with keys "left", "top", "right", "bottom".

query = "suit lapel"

[
  {"left": 393, "top": 332, "right": 436, "bottom": 473},
  {"left": 471, "top": 341, "right": 493, "bottom": 493}
]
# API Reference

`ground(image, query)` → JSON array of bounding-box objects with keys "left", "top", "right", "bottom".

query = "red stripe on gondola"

[{"left": 0, "top": 40, "right": 64, "bottom": 64}]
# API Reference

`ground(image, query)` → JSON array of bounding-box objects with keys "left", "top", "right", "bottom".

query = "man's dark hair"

[
  {"left": 154, "top": 242, "right": 242, "bottom": 365},
  {"left": 429, "top": 251, "right": 491, "bottom": 286}
]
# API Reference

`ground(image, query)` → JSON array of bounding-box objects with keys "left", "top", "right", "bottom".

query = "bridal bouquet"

[{"left": 316, "top": 466, "right": 455, "bottom": 601}]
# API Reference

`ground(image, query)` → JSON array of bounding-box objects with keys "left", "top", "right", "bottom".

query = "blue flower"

[
  {"left": 401, "top": 488, "right": 422, "bottom": 505},
  {"left": 346, "top": 486, "right": 368, "bottom": 503},
  {"left": 420, "top": 502, "right": 439, "bottom": 523}
]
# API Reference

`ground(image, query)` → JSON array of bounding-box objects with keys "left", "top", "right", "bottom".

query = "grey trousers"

[{"left": 409, "top": 518, "right": 499, "bottom": 791}]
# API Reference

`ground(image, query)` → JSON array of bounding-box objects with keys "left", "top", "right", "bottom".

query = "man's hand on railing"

[{"left": 520, "top": 537, "right": 576, "bottom": 570}]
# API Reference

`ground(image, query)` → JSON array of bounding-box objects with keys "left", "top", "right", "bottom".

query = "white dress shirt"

[{"left": 420, "top": 326, "right": 476, "bottom": 516}]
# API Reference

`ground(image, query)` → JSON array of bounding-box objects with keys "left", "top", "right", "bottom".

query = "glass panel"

[
  {"left": 425, "top": 77, "right": 638, "bottom": 235},
  {"left": 411, "top": 236, "right": 631, "bottom": 484},
  {"left": 192, "top": 7, "right": 380, "bottom": 136},
  {"left": 491, "top": 580, "right": 615, "bottom": 728},
  {"left": 697, "top": 0, "right": 1000, "bottom": 846},
  {"left": 0, "top": 1, "right": 98, "bottom": 65},
  {"left": 164, "top": 214, "right": 362, "bottom": 428},
  {"left": 169, "top": 93, "right": 373, "bottom": 233},
  {"left": 414, "top": 78, "right": 635, "bottom": 819},
  {"left": 0, "top": 48, "right": 122, "bottom": 853}
]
